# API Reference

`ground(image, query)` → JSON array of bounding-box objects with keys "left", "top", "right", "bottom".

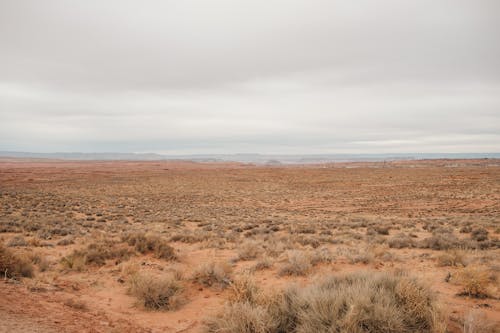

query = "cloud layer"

[{"left": 1, "top": 0, "right": 499, "bottom": 153}]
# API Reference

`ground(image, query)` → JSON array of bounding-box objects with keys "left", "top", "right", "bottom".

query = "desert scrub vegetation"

[
  {"left": 454, "top": 265, "right": 497, "bottom": 298},
  {"left": 192, "top": 260, "right": 232, "bottom": 289},
  {"left": 206, "top": 271, "right": 445, "bottom": 333},
  {"left": 278, "top": 250, "right": 312, "bottom": 276},
  {"left": 60, "top": 240, "right": 134, "bottom": 270},
  {"left": 236, "top": 240, "right": 261, "bottom": 261},
  {"left": 0, "top": 242, "right": 34, "bottom": 278},
  {"left": 122, "top": 233, "right": 176, "bottom": 260},
  {"left": 128, "top": 271, "right": 183, "bottom": 310},
  {"left": 436, "top": 249, "right": 469, "bottom": 267}
]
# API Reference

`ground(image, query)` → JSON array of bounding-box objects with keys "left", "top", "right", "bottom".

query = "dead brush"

[
  {"left": 128, "top": 271, "right": 183, "bottom": 310},
  {"left": 192, "top": 260, "right": 232, "bottom": 289},
  {"left": 436, "top": 249, "right": 468, "bottom": 267},
  {"left": 455, "top": 266, "right": 495, "bottom": 298},
  {"left": 227, "top": 273, "right": 260, "bottom": 304},
  {"left": 206, "top": 271, "right": 446, "bottom": 333},
  {"left": 0, "top": 242, "right": 34, "bottom": 278},
  {"left": 252, "top": 256, "right": 274, "bottom": 271},
  {"left": 122, "top": 233, "right": 176, "bottom": 260},
  {"left": 278, "top": 250, "right": 312, "bottom": 276},
  {"left": 236, "top": 240, "right": 261, "bottom": 261}
]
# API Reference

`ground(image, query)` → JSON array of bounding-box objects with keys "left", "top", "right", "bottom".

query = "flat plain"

[{"left": 0, "top": 159, "right": 499, "bottom": 333}]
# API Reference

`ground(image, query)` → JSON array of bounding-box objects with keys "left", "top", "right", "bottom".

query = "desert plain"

[{"left": 0, "top": 158, "right": 499, "bottom": 333}]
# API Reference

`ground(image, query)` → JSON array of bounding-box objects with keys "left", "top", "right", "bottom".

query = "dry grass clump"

[
  {"left": 192, "top": 260, "right": 232, "bottom": 289},
  {"left": 436, "top": 249, "right": 468, "bottom": 267},
  {"left": 63, "top": 298, "right": 88, "bottom": 311},
  {"left": 455, "top": 266, "right": 495, "bottom": 298},
  {"left": 310, "top": 246, "right": 334, "bottom": 265},
  {"left": 57, "top": 236, "right": 75, "bottom": 246},
  {"left": 123, "top": 233, "right": 176, "bottom": 260},
  {"left": 419, "top": 232, "right": 460, "bottom": 250},
  {"left": 28, "top": 252, "right": 51, "bottom": 272},
  {"left": 60, "top": 251, "right": 86, "bottom": 271},
  {"left": 206, "top": 271, "right": 445, "bottom": 333},
  {"left": 340, "top": 246, "right": 375, "bottom": 264},
  {"left": 206, "top": 301, "right": 272, "bottom": 333},
  {"left": 60, "top": 240, "right": 134, "bottom": 270},
  {"left": 278, "top": 250, "right": 312, "bottom": 276},
  {"left": 227, "top": 273, "right": 260, "bottom": 304},
  {"left": 236, "top": 240, "right": 261, "bottom": 261},
  {"left": 0, "top": 242, "right": 34, "bottom": 278},
  {"left": 367, "top": 225, "right": 390, "bottom": 236},
  {"left": 388, "top": 233, "right": 415, "bottom": 249},
  {"left": 7, "top": 235, "right": 28, "bottom": 247},
  {"left": 470, "top": 227, "right": 488, "bottom": 242},
  {"left": 252, "top": 256, "right": 274, "bottom": 271},
  {"left": 169, "top": 230, "right": 210, "bottom": 243},
  {"left": 128, "top": 271, "right": 183, "bottom": 310}
]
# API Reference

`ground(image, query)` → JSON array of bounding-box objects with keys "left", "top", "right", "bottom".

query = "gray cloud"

[{"left": 1, "top": 0, "right": 499, "bottom": 154}]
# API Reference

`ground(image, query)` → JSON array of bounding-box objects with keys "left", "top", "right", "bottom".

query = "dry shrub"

[
  {"left": 7, "top": 235, "right": 27, "bottom": 247},
  {"left": 193, "top": 260, "right": 232, "bottom": 288},
  {"left": 85, "top": 241, "right": 133, "bottom": 265},
  {"left": 206, "top": 271, "right": 445, "bottom": 333},
  {"left": 228, "top": 273, "right": 260, "bottom": 304},
  {"left": 64, "top": 298, "right": 88, "bottom": 311},
  {"left": 253, "top": 256, "right": 273, "bottom": 271},
  {"left": 60, "top": 251, "right": 86, "bottom": 271},
  {"left": 278, "top": 250, "right": 311, "bottom": 276},
  {"left": 455, "top": 266, "right": 493, "bottom": 298},
  {"left": 369, "top": 225, "right": 390, "bottom": 235},
  {"left": 61, "top": 240, "right": 134, "bottom": 269},
  {"left": 123, "top": 233, "right": 176, "bottom": 260},
  {"left": 0, "top": 243, "right": 34, "bottom": 278},
  {"left": 310, "top": 246, "right": 334, "bottom": 265},
  {"left": 169, "top": 230, "right": 209, "bottom": 243},
  {"left": 28, "top": 252, "right": 51, "bottom": 272},
  {"left": 128, "top": 272, "right": 183, "bottom": 310},
  {"left": 344, "top": 247, "right": 375, "bottom": 264},
  {"left": 57, "top": 237, "right": 75, "bottom": 246},
  {"left": 237, "top": 240, "right": 261, "bottom": 261},
  {"left": 388, "top": 233, "right": 415, "bottom": 249},
  {"left": 437, "top": 250, "right": 468, "bottom": 267},
  {"left": 206, "top": 301, "right": 272, "bottom": 333},
  {"left": 419, "top": 233, "right": 460, "bottom": 250},
  {"left": 265, "top": 241, "right": 287, "bottom": 258},
  {"left": 470, "top": 228, "right": 489, "bottom": 242}
]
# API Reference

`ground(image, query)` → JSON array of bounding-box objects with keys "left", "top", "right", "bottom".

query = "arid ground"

[{"left": 1, "top": 159, "right": 499, "bottom": 333}]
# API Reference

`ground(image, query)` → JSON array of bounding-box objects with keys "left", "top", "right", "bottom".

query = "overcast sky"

[{"left": 1, "top": 0, "right": 499, "bottom": 154}]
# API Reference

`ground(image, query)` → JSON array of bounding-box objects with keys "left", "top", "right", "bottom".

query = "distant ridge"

[{"left": 1, "top": 151, "right": 499, "bottom": 164}]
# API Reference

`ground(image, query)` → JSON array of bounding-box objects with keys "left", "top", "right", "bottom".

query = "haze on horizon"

[{"left": 1, "top": 0, "right": 499, "bottom": 155}]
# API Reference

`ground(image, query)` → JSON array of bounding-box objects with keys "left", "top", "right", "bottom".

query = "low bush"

[
  {"left": 0, "top": 242, "right": 34, "bottom": 278},
  {"left": 123, "top": 233, "right": 176, "bottom": 260},
  {"left": 206, "top": 271, "right": 445, "bottom": 333},
  {"left": 128, "top": 272, "right": 183, "bottom": 310},
  {"left": 455, "top": 266, "right": 493, "bottom": 298},
  {"left": 7, "top": 235, "right": 27, "bottom": 247},
  {"left": 193, "top": 260, "right": 232, "bottom": 289},
  {"left": 388, "top": 233, "right": 415, "bottom": 249},
  {"left": 278, "top": 250, "right": 311, "bottom": 276},
  {"left": 237, "top": 240, "right": 261, "bottom": 261},
  {"left": 436, "top": 250, "right": 468, "bottom": 267},
  {"left": 470, "top": 228, "right": 488, "bottom": 242}
]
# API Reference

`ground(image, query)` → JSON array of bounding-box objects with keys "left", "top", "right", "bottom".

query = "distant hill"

[{"left": 0, "top": 151, "right": 499, "bottom": 164}]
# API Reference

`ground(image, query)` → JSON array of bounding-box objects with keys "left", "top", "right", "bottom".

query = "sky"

[{"left": 1, "top": 0, "right": 499, "bottom": 154}]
